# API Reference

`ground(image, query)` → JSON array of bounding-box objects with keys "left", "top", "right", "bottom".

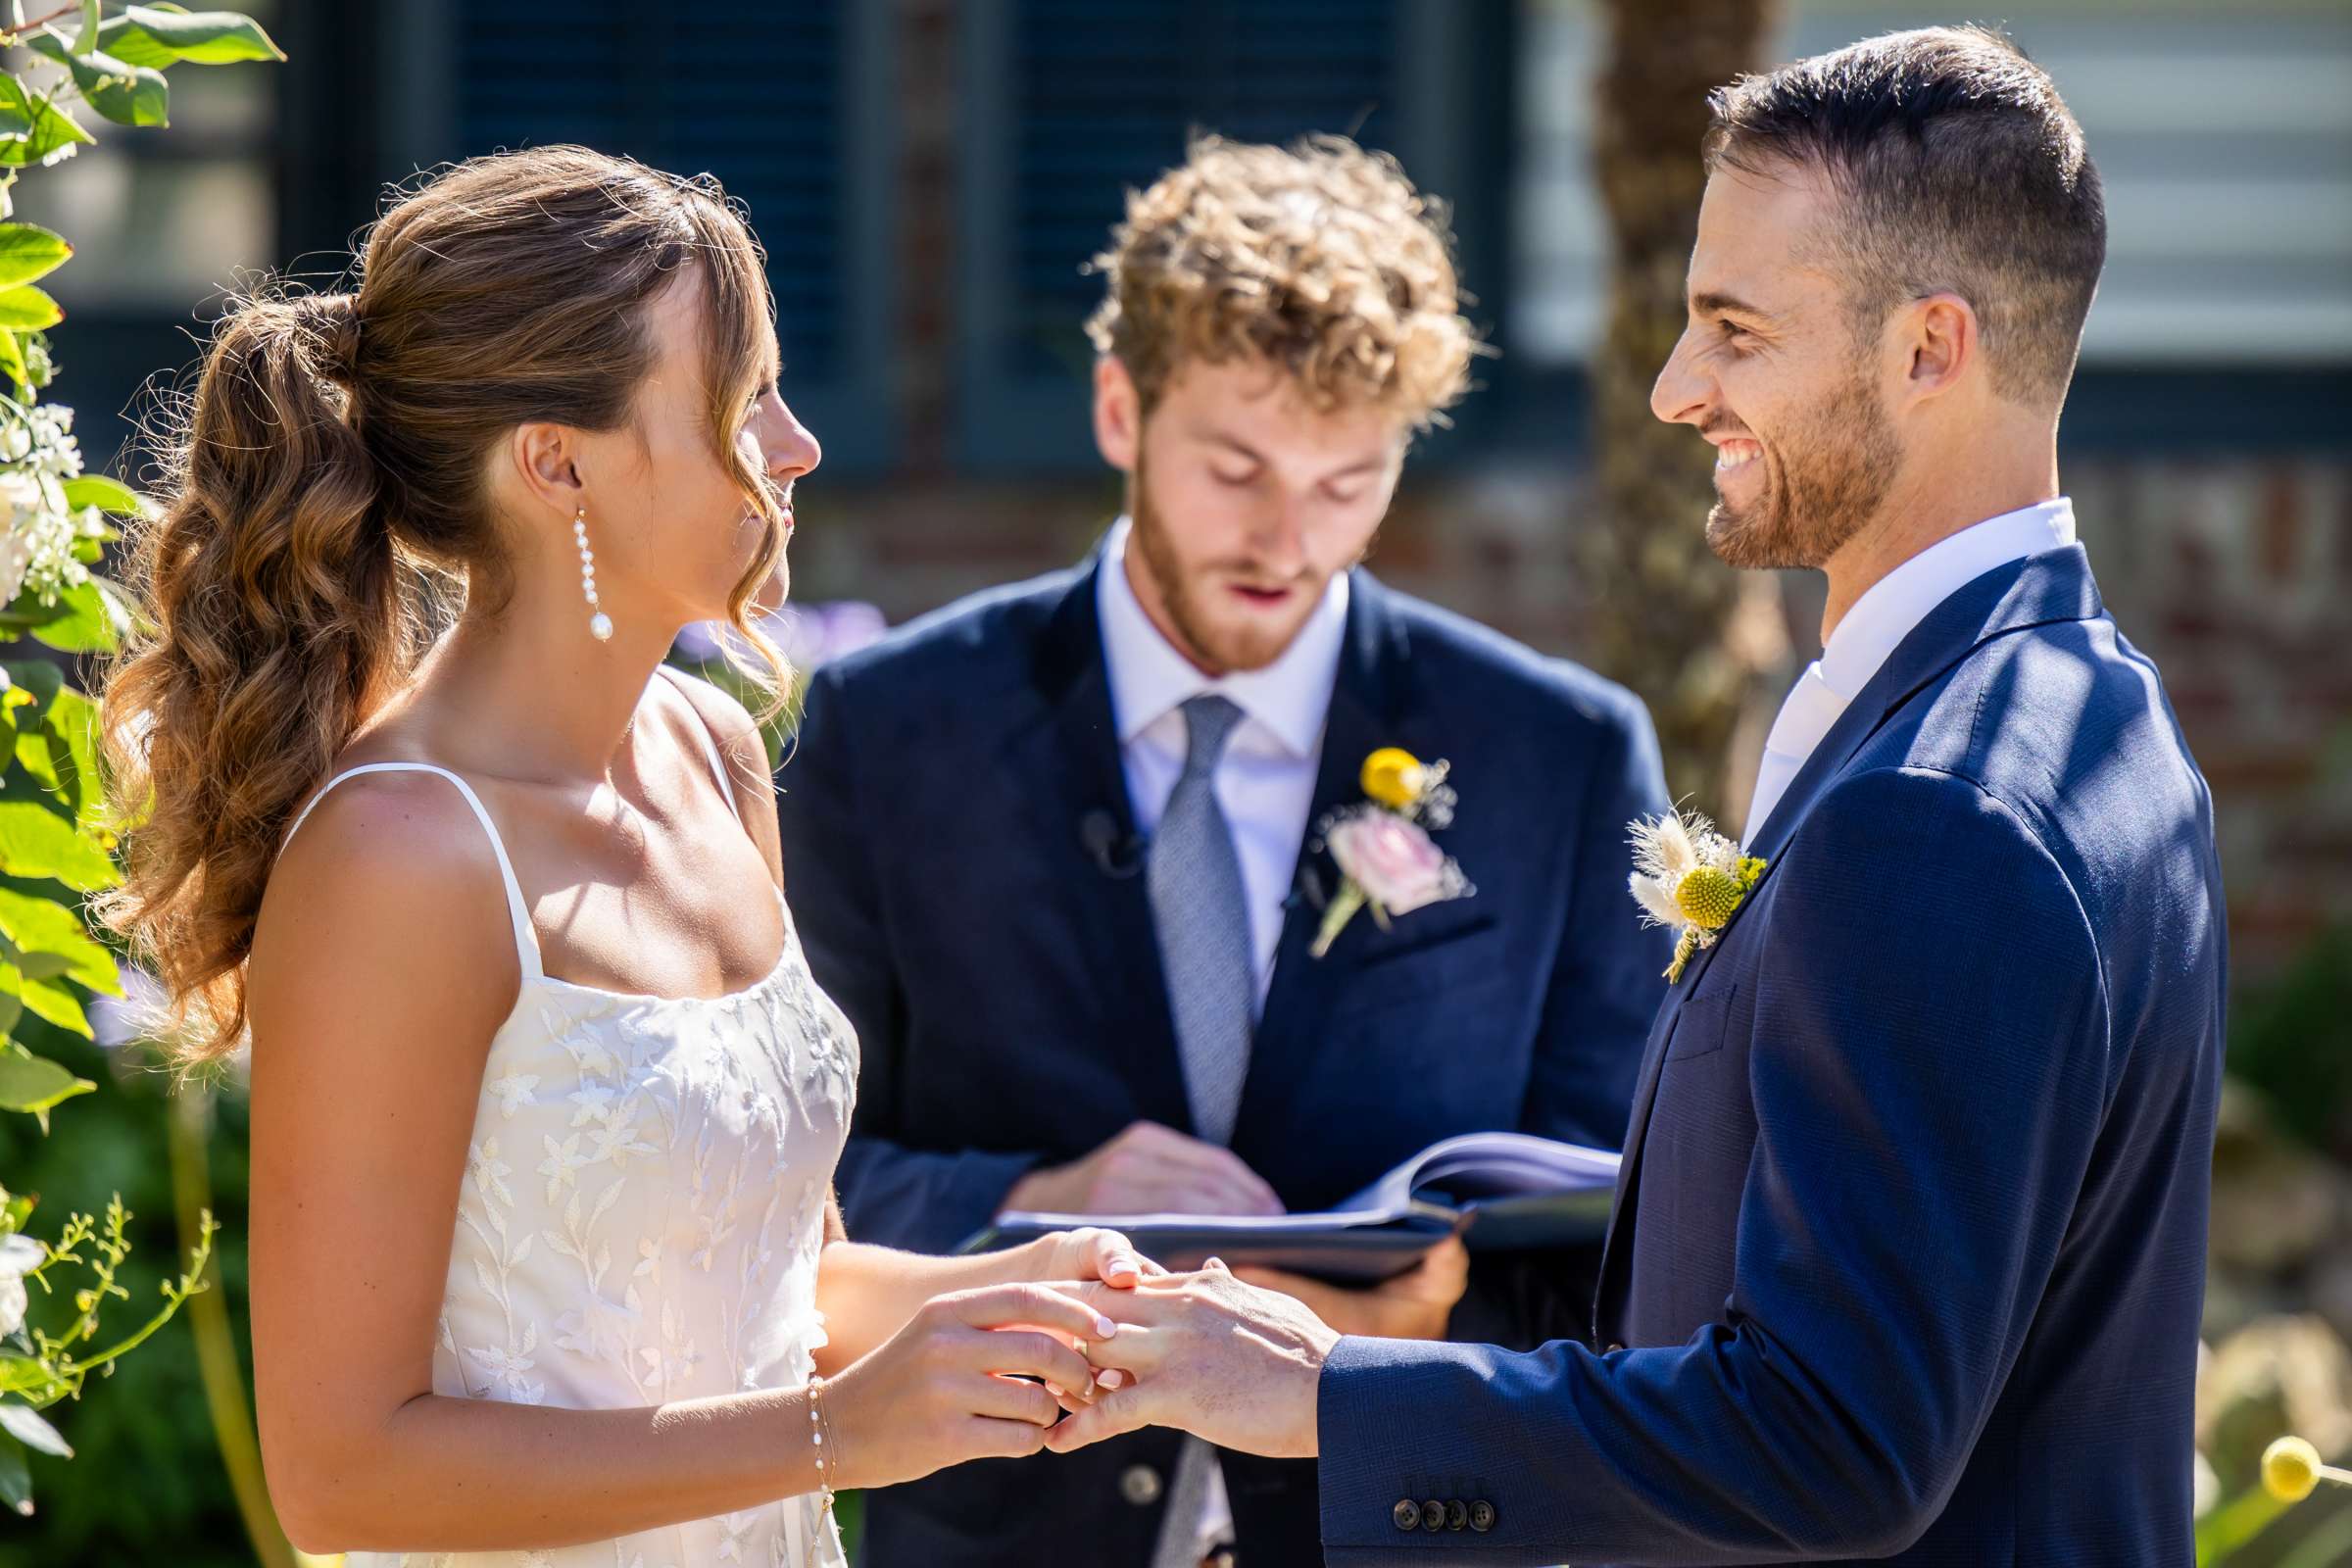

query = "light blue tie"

[
  {"left": 1146, "top": 697, "right": 1253, "bottom": 1566},
  {"left": 1147, "top": 694, "right": 1255, "bottom": 1147}
]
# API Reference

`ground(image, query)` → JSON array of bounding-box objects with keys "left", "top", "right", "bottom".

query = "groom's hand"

[
  {"left": 1234, "top": 1234, "right": 1469, "bottom": 1341},
  {"left": 1004, "top": 1120, "right": 1284, "bottom": 1217},
  {"left": 1043, "top": 1261, "right": 1337, "bottom": 1460}
]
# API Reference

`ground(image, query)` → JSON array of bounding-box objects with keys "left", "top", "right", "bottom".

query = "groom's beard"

[{"left": 1704, "top": 368, "right": 1902, "bottom": 572}]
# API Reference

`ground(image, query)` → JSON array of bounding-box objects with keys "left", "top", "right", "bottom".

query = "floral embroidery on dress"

[{"left": 349, "top": 911, "right": 856, "bottom": 1568}]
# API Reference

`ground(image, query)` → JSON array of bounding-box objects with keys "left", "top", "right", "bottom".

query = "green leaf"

[
  {"left": 0, "top": 81, "right": 91, "bottom": 169},
  {"left": 17, "top": 975, "right": 86, "bottom": 1037},
  {"left": 60, "top": 474, "right": 143, "bottom": 516},
  {"left": 0, "top": 285, "right": 58, "bottom": 331},
  {"left": 0, "top": 662, "right": 60, "bottom": 713},
  {"left": 28, "top": 579, "right": 127, "bottom": 654},
  {"left": 40, "top": 687, "right": 100, "bottom": 826},
  {"left": 0, "top": 328, "right": 24, "bottom": 396},
  {"left": 25, "top": 33, "right": 170, "bottom": 129},
  {"left": 0, "top": 1429, "right": 27, "bottom": 1516},
  {"left": 95, "top": 7, "right": 284, "bottom": 70},
  {"left": 0, "top": 224, "right": 70, "bottom": 291},
  {"left": 0, "top": 887, "right": 115, "bottom": 993},
  {"left": 0, "top": 800, "right": 116, "bottom": 890},
  {"left": 0, "top": 1041, "right": 93, "bottom": 1120},
  {"left": 0, "top": 1402, "right": 68, "bottom": 1459},
  {"left": 0, "top": 1190, "right": 33, "bottom": 1234}
]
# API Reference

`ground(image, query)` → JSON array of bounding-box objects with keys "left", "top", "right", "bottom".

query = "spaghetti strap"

[
  {"left": 280, "top": 763, "right": 544, "bottom": 982},
  {"left": 655, "top": 664, "right": 739, "bottom": 814}
]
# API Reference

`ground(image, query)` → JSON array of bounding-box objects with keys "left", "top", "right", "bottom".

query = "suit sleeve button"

[
  {"left": 1421, "top": 1498, "right": 1448, "bottom": 1532},
  {"left": 1446, "top": 1499, "right": 1468, "bottom": 1531},
  {"left": 1118, "top": 1464, "right": 1162, "bottom": 1506},
  {"left": 1392, "top": 1498, "right": 1420, "bottom": 1532},
  {"left": 1469, "top": 1499, "right": 1497, "bottom": 1532}
]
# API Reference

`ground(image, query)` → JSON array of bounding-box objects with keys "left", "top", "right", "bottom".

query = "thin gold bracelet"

[{"left": 808, "top": 1374, "right": 837, "bottom": 1522}]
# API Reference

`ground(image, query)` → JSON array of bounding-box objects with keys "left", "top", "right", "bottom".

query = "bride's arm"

[
  {"left": 247, "top": 780, "right": 1109, "bottom": 1555},
  {"left": 813, "top": 1205, "right": 1154, "bottom": 1370}
]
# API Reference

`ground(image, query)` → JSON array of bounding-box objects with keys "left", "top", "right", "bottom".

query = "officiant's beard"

[
  {"left": 1704, "top": 366, "right": 1902, "bottom": 571},
  {"left": 1128, "top": 456, "right": 1337, "bottom": 674}
]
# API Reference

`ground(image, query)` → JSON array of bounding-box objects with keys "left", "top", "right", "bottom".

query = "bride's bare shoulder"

[{"left": 249, "top": 766, "right": 520, "bottom": 1065}]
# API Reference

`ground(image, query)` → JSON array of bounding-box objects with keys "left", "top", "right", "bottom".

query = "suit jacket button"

[
  {"left": 1420, "top": 1499, "right": 1446, "bottom": 1532},
  {"left": 1606, "top": 1343, "right": 1624, "bottom": 1354},
  {"left": 1119, "top": 1464, "right": 1162, "bottom": 1507},
  {"left": 1392, "top": 1498, "right": 1420, "bottom": 1532},
  {"left": 1469, "top": 1499, "right": 1497, "bottom": 1533},
  {"left": 1446, "top": 1499, "right": 1469, "bottom": 1531}
]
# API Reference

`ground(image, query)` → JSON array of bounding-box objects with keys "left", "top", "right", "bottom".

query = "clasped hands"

[{"left": 1039, "top": 1231, "right": 1472, "bottom": 1461}]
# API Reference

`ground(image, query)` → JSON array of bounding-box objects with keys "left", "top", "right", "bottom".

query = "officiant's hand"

[
  {"left": 1234, "top": 1233, "right": 1469, "bottom": 1341},
  {"left": 1004, "top": 1120, "right": 1284, "bottom": 1217},
  {"left": 1042, "top": 1261, "right": 1335, "bottom": 1459}
]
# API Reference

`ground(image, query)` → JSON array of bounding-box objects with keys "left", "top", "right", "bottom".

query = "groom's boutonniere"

[
  {"left": 1309, "top": 748, "right": 1474, "bottom": 958},
  {"left": 1628, "top": 808, "right": 1768, "bottom": 984}
]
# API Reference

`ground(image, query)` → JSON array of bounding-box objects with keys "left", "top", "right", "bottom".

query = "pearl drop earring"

[{"left": 573, "top": 506, "right": 612, "bottom": 642}]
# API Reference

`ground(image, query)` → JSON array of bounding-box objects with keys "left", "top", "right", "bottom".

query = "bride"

[{"left": 95, "top": 146, "right": 1146, "bottom": 1565}]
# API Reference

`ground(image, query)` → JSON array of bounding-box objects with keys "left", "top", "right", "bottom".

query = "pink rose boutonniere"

[{"left": 1309, "top": 748, "right": 1475, "bottom": 958}]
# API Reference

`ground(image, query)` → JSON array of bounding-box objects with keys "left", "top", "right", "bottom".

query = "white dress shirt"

[
  {"left": 1097, "top": 514, "right": 1348, "bottom": 1007},
  {"left": 1745, "top": 498, "right": 2079, "bottom": 843}
]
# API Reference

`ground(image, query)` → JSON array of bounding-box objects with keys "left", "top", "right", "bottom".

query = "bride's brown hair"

[{"left": 96, "top": 145, "right": 788, "bottom": 1064}]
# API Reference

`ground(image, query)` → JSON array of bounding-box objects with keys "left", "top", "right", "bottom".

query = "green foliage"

[
  {"left": 2228, "top": 924, "right": 2352, "bottom": 1158},
  {"left": 0, "top": 1, "right": 283, "bottom": 1533}
]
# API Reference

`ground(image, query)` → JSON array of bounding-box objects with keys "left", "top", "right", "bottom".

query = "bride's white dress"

[{"left": 295, "top": 671, "right": 857, "bottom": 1568}]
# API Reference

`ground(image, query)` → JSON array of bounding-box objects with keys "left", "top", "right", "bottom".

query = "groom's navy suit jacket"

[
  {"left": 776, "top": 554, "right": 1671, "bottom": 1567},
  {"left": 1318, "top": 545, "right": 2227, "bottom": 1565}
]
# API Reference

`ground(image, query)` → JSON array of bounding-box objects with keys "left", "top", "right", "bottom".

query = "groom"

[
  {"left": 1049, "top": 27, "right": 2229, "bottom": 1566},
  {"left": 776, "top": 136, "right": 1670, "bottom": 1565}
]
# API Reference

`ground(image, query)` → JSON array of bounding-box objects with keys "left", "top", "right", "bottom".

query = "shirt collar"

[
  {"left": 1818, "top": 497, "right": 2078, "bottom": 700},
  {"left": 1096, "top": 514, "right": 1348, "bottom": 760}
]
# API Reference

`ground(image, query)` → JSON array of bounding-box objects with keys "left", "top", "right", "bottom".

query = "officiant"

[{"left": 775, "top": 134, "right": 1670, "bottom": 1568}]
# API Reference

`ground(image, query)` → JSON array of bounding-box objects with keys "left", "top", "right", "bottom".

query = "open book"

[{"left": 961, "top": 1131, "right": 1623, "bottom": 1284}]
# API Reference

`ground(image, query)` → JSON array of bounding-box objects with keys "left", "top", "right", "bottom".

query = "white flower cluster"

[{"left": 0, "top": 403, "right": 102, "bottom": 609}]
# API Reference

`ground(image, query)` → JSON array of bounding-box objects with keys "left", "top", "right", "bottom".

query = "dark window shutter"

[
  {"left": 1004, "top": 0, "right": 1401, "bottom": 379},
  {"left": 455, "top": 1, "right": 847, "bottom": 378}
]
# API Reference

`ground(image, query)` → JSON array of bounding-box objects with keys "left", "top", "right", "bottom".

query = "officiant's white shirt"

[
  {"left": 1744, "top": 497, "right": 2079, "bottom": 842},
  {"left": 1098, "top": 514, "right": 1346, "bottom": 1007}
]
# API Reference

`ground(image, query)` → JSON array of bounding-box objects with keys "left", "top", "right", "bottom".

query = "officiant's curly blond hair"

[{"left": 1085, "top": 134, "right": 1480, "bottom": 430}]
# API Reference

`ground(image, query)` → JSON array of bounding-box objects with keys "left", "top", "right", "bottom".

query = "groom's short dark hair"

[{"left": 1704, "top": 25, "right": 2105, "bottom": 409}]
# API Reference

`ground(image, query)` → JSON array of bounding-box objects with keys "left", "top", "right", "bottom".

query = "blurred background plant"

[{"left": 0, "top": 1, "right": 283, "bottom": 1553}]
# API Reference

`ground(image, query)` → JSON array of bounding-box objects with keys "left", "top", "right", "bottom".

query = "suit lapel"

[
  {"left": 1000, "top": 560, "right": 1195, "bottom": 1134},
  {"left": 1592, "top": 546, "right": 2107, "bottom": 1337},
  {"left": 1230, "top": 572, "right": 1405, "bottom": 1152}
]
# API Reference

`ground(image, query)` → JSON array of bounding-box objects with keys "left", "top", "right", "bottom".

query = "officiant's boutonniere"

[
  {"left": 1628, "top": 808, "right": 1768, "bottom": 984},
  {"left": 1308, "top": 748, "right": 1475, "bottom": 958}
]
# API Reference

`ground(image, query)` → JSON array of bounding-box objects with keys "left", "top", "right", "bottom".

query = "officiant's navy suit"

[
  {"left": 1317, "top": 543, "right": 2227, "bottom": 1565},
  {"left": 775, "top": 548, "right": 1670, "bottom": 1566}
]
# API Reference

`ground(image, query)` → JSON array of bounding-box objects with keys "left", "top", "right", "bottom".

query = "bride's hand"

[
  {"left": 820, "top": 1283, "right": 1118, "bottom": 1490},
  {"left": 1019, "top": 1225, "right": 1165, "bottom": 1292}
]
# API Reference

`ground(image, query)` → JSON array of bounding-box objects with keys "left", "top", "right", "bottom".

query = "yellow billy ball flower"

[
  {"left": 1361, "top": 748, "right": 1427, "bottom": 809},
  {"left": 2264, "top": 1436, "right": 2323, "bottom": 1502},
  {"left": 1675, "top": 866, "right": 1744, "bottom": 930}
]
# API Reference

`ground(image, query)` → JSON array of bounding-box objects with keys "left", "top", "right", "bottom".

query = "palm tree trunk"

[{"left": 1588, "top": 0, "right": 1788, "bottom": 828}]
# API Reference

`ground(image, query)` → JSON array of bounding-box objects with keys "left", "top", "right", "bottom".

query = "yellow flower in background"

[
  {"left": 2265, "top": 1437, "right": 2321, "bottom": 1501},
  {"left": 2263, "top": 1436, "right": 2335, "bottom": 1502},
  {"left": 1360, "top": 748, "right": 1426, "bottom": 809}
]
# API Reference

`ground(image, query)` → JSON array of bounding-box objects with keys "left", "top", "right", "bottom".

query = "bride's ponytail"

[{"left": 97, "top": 147, "right": 790, "bottom": 1061}]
